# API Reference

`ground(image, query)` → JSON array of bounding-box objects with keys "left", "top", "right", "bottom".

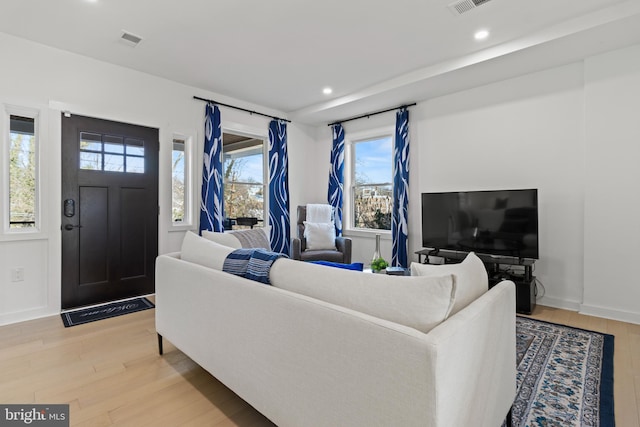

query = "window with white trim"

[
  {"left": 171, "top": 135, "right": 192, "bottom": 226},
  {"left": 223, "top": 132, "right": 266, "bottom": 228},
  {"left": 6, "top": 110, "right": 39, "bottom": 231},
  {"left": 350, "top": 134, "right": 393, "bottom": 231}
]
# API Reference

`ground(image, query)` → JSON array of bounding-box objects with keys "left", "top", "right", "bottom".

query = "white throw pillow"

[
  {"left": 303, "top": 222, "right": 336, "bottom": 250},
  {"left": 410, "top": 252, "right": 488, "bottom": 315},
  {"left": 270, "top": 258, "right": 456, "bottom": 333},
  {"left": 181, "top": 231, "right": 234, "bottom": 271}
]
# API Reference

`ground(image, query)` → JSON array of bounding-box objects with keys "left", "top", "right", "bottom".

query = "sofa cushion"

[
  {"left": 303, "top": 221, "right": 336, "bottom": 250},
  {"left": 202, "top": 227, "right": 271, "bottom": 250},
  {"left": 202, "top": 230, "right": 242, "bottom": 249},
  {"left": 181, "top": 231, "right": 234, "bottom": 270},
  {"left": 410, "top": 252, "right": 488, "bottom": 315},
  {"left": 270, "top": 258, "right": 456, "bottom": 333}
]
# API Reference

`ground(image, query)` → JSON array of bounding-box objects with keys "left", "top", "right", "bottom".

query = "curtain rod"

[
  {"left": 327, "top": 103, "right": 417, "bottom": 127},
  {"left": 193, "top": 96, "right": 291, "bottom": 123}
]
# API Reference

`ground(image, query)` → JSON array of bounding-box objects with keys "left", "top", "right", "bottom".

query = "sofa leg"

[
  {"left": 157, "top": 333, "right": 163, "bottom": 355},
  {"left": 505, "top": 406, "right": 513, "bottom": 427}
]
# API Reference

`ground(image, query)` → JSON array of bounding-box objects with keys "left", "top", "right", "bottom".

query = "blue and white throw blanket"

[{"left": 222, "top": 248, "right": 286, "bottom": 285}]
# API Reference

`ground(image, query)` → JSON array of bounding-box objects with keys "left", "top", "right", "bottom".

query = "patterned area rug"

[{"left": 510, "top": 316, "right": 615, "bottom": 427}]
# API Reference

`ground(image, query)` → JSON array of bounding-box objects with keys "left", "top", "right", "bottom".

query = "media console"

[{"left": 415, "top": 248, "right": 536, "bottom": 314}]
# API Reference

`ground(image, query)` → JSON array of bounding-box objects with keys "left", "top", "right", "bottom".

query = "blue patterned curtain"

[
  {"left": 199, "top": 103, "right": 224, "bottom": 233},
  {"left": 392, "top": 108, "right": 410, "bottom": 268},
  {"left": 268, "top": 120, "right": 290, "bottom": 255},
  {"left": 327, "top": 124, "right": 345, "bottom": 236}
]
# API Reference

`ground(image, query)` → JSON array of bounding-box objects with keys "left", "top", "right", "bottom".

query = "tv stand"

[{"left": 415, "top": 249, "right": 536, "bottom": 314}]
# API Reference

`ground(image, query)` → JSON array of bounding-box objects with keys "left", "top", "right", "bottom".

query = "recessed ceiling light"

[
  {"left": 474, "top": 29, "right": 489, "bottom": 40},
  {"left": 322, "top": 87, "right": 333, "bottom": 95}
]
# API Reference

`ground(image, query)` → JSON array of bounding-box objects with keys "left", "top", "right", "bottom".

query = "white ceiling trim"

[{"left": 290, "top": 0, "right": 640, "bottom": 124}]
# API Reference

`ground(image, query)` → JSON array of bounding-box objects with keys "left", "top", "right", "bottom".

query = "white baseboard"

[
  {"left": 579, "top": 303, "right": 640, "bottom": 325},
  {"left": 537, "top": 295, "right": 581, "bottom": 312},
  {"left": 537, "top": 296, "right": 640, "bottom": 325},
  {"left": 0, "top": 306, "right": 57, "bottom": 327}
]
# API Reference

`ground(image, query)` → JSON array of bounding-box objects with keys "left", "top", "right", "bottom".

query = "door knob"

[{"left": 64, "top": 224, "right": 82, "bottom": 231}]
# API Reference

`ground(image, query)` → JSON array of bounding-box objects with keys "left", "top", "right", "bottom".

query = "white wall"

[
  {"left": 418, "top": 63, "right": 586, "bottom": 310},
  {"left": 0, "top": 32, "right": 319, "bottom": 325},
  {"left": 315, "top": 46, "right": 640, "bottom": 324},
  {"left": 316, "top": 64, "right": 586, "bottom": 306},
  {"left": 582, "top": 44, "right": 640, "bottom": 324}
]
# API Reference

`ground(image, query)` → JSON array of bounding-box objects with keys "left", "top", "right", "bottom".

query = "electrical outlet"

[{"left": 11, "top": 267, "right": 24, "bottom": 282}]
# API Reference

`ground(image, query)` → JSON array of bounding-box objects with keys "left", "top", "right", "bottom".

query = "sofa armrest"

[
  {"left": 425, "top": 280, "right": 516, "bottom": 427},
  {"left": 335, "top": 236, "right": 352, "bottom": 264},
  {"left": 291, "top": 238, "right": 302, "bottom": 260}
]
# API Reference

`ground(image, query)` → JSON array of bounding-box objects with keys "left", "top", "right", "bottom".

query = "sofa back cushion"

[
  {"left": 181, "top": 231, "right": 234, "bottom": 270},
  {"left": 270, "top": 258, "right": 456, "bottom": 333},
  {"left": 410, "top": 252, "right": 488, "bottom": 315},
  {"left": 202, "top": 227, "right": 271, "bottom": 251}
]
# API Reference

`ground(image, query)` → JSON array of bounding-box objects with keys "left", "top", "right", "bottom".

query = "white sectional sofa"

[{"left": 155, "top": 232, "right": 516, "bottom": 427}]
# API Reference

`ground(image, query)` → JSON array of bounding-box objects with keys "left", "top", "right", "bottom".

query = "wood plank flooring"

[{"left": 0, "top": 302, "right": 638, "bottom": 426}]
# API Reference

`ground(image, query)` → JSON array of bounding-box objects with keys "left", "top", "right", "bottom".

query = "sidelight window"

[
  {"left": 7, "top": 114, "right": 38, "bottom": 230},
  {"left": 172, "top": 137, "right": 187, "bottom": 223}
]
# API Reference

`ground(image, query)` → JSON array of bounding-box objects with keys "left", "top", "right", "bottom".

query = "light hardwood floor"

[{"left": 0, "top": 303, "right": 638, "bottom": 426}]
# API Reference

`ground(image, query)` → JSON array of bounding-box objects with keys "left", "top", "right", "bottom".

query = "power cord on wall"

[{"left": 534, "top": 277, "right": 545, "bottom": 301}]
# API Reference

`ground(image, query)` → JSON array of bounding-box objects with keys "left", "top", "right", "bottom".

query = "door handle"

[{"left": 63, "top": 224, "right": 82, "bottom": 231}]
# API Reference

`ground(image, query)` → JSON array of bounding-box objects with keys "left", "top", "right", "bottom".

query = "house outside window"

[
  {"left": 6, "top": 112, "right": 38, "bottom": 231},
  {"left": 350, "top": 134, "right": 393, "bottom": 231},
  {"left": 223, "top": 133, "right": 266, "bottom": 228}
]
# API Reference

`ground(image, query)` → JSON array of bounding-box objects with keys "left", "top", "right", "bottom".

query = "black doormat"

[{"left": 61, "top": 297, "right": 154, "bottom": 327}]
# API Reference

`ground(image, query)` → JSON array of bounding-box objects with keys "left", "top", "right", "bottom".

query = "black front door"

[{"left": 61, "top": 114, "right": 159, "bottom": 309}]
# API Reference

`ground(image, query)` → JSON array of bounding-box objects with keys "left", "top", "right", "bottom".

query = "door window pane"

[
  {"left": 80, "top": 132, "right": 102, "bottom": 152},
  {"left": 104, "top": 135, "right": 124, "bottom": 154},
  {"left": 104, "top": 154, "right": 125, "bottom": 172},
  {"left": 126, "top": 156, "right": 144, "bottom": 174},
  {"left": 80, "top": 152, "right": 102, "bottom": 170},
  {"left": 126, "top": 138, "right": 145, "bottom": 156},
  {"left": 8, "top": 115, "right": 36, "bottom": 229}
]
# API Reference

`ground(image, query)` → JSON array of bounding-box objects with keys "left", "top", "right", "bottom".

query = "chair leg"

[
  {"left": 157, "top": 333, "right": 163, "bottom": 355},
  {"left": 505, "top": 406, "right": 513, "bottom": 427}
]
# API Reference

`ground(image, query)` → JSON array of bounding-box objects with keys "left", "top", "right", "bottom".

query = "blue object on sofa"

[{"left": 308, "top": 260, "right": 364, "bottom": 271}]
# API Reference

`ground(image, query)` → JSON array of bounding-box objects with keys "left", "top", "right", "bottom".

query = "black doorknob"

[{"left": 64, "top": 224, "right": 82, "bottom": 230}]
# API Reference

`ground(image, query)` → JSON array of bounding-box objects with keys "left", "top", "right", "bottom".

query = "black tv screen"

[{"left": 421, "top": 189, "right": 539, "bottom": 260}]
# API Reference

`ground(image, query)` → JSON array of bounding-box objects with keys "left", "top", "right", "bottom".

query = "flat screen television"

[{"left": 421, "top": 189, "right": 539, "bottom": 260}]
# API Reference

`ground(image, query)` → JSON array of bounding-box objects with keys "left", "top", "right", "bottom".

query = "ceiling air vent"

[
  {"left": 448, "top": 0, "right": 492, "bottom": 16},
  {"left": 120, "top": 31, "right": 143, "bottom": 47}
]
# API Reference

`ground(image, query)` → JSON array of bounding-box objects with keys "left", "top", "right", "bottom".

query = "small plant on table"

[{"left": 371, "top": 257, "right": 389, "bottom": 273}]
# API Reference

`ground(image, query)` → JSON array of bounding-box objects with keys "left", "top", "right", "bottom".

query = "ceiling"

[{"left": 1, "top": 0, "right": 640, "bottom": 125}]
